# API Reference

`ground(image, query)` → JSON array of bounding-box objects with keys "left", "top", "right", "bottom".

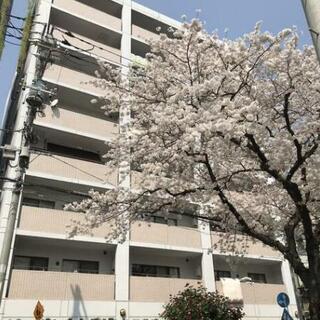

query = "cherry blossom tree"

[{"left": 69, "top": 21, "right": 320, "bottom": 319}]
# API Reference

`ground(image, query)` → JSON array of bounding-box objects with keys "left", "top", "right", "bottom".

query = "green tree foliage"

[
  {"left": 162, "top": 285, "right": 244, "bottom": 320},
  {"left": 0, "top": 0, "right": 13, "bottom": 57},
  {"left": 17, "top": 0, "right": 36, "bottom": 70}
]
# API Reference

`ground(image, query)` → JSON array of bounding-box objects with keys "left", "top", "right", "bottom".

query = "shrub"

[{"left": 161, "top": 285, "right": 244, "bottom": 320}]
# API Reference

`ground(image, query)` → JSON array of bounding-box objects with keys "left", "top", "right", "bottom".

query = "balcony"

[
  {"left": 28, "top": 153, "right": 117, "bottom": 188},
  {"left": 51, "top": 27, "right": 121, "bottom": 65},
  {"left": 43, "top": 64, "right": 107, "bottom": 97},
  {"left": 131, "top": 221, "right": 201, "bottom": 249},
  {"left": 52, "top": 0, "right": 122, "bottom": 32},
  {"left": 19, "top": 206, "right": 113, "bottom": 239},
  {"left": 211, "top": 232, "right": 281, "bottom": 258},
  {"left": 132, "top": 24, "right": 160, "bottom": 43},
  {"left": 34, "top": 106, "right": 118, "bottom": 142},
  {"left": 130, "top": 276, "right": 201, "bottom": 302},
  {"left": 8, "top": 270, "right": 115, "bottom": 300},
  {"left": 216, "top": 281, "right": 286, "bottom": 305}
]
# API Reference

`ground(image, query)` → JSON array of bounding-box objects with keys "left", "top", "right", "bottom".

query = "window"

[
  {"left": 150, "top": 215, "right": 178, "bottom": 226},
  {"left": 22, "top": 197, "right": 55, "bottom": 209},
  {"left": 62, "top": 259, "right": 99, "bottom": 274},
  {"left": 215, "top": 270, "right": 231, "bottom": 281},
  {"left": 248, "top": 273, "right": 267, "bottom": 283},
  {"left": 13, "top": 256, "right": 48, "bottom": 271},
  {"left": 132, "top": 264, "right": 180, "bottom": 278}
]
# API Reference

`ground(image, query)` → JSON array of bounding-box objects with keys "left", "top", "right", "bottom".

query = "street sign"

[
  {"left": 281, "top": 309, "right": 294, "bottom": 320},
  {"left": 277, "top": 292, "right": 290, "bottom": 308}
]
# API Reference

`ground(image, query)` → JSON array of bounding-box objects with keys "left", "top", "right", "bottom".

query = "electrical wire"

[
  {"left": 6, "top": 14, "right": 26, "bottom": 21},
  {"left": 5, "top": 33, "right": 22, "bottom": 40},
  {"left": 4, "top": 40, "right": 20, "bottom": 46},
  {"left": 46, "top": 28, "right": 184, "bottom": 86},
  {"left": 0, "top": 128, "right": 24, "bottom": 133},
  {"left": 49, "top": 154, "right": 106, "bottom": 183},
  {"left": 7, "top": 20, "right": 24, "bottom": 35},
  {"left": 52, "top": 26, "right": 147, "bottom": 68},
  {"left": 36, "top": 38, "right": 149, "bottom": 85},
  {"left": 30, "top": 149, "right": 107, "bottom": 183}
]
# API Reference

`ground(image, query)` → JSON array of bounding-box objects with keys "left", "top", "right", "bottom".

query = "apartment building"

[{"left": 0, "top": 0, "right": 298, "bottom": 319}]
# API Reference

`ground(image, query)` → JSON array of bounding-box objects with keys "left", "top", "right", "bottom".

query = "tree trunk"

[{"left": 307, "top": 283, "right": 320, "bottom": 320}]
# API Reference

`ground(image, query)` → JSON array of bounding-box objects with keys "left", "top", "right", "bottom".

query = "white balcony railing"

[
  {"left": 34, "top": 106, "right": 118, "bottom": 141},
  {"left": 8, "top": 270, "right": 115, "bottom": 300},
  {"left": 53, "top": 0, "right": 122, "bottom": 32},
  {"left": 43, "top": 64, "right": 107, "bottom": 96},
  {"left": 130, "top": 276, "right": 201, "bottom": 302},
  {"left": 215, "top": 281, "right": 286, "bottom": 305},
  {"left": 19, "top": 206, "right": 113, "bottom": 238},
  {"left": 28, "top": 153, "right": 118, "bottom": 187},
  {"left": 131, "top": 221, "right": 201, "bottom": 249},
  {"left": 211, "top": 232, "right": 281, "bottom": 258},
  {"left": 132, "top": 24, "right": 160, "bottom": 43}
]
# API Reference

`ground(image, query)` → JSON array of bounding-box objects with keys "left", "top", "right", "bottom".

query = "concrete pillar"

[
  {"left": 115, "top": 242, "right": 130, "bottom": 319},
  {"left": 281, "top": 260, "right": 297, "bottom": 305},
  {"left": 115, "top": 2, "right": 132, "bottom": 319},
  {"left": 198, "top": 219, "right": 215, "bottom": 291},
  {"left": 0, "top": 0, "right": 51, "bottom": 316}
]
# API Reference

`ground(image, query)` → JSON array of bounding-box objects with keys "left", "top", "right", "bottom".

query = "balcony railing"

[
  {"left": 28, "top": 152, "right": 118, "bottom": 187},
  {"left": 130, "top": 221, "right": 201, "bottom": 248},
  {"left": 132, "top": 24, "right": 160, "bottom": 43},
  {"left": 53, "top": 0, "right": 122, "bottom": 32},
  {"left": 215, "top": 281, "right": 286, "bottom": 305},
  {"left": 43, "top": 64, "right": 107, "bottom": 96},
  {"left": 19, "top": 206, "right": 113, "bottom": 238},
  {"left": 130, "top": 276, "right": 201, "bottom": 302},
  {"left": 34, "top": 106, "right": 118, "bottom": 141},
  {"left": 8, "top": 270, "right": 115, "bottom": 300},
  {"left": 211, "top": 232, "right": 281, "bottom": 258}
]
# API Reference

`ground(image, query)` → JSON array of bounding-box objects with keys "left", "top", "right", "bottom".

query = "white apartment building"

[{"left": 0, "top": 1, "right": 298, "bottom": 319}]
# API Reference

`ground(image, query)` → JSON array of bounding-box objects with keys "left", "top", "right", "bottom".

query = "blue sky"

[{"left": 0, "top": 0, "right": 311, "bottom": 124}]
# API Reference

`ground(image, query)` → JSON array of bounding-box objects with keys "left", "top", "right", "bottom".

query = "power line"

[
  {"left": 6, "top": 14, "right": 26, "bottom": 21},
  {"left": 30, "top": 149, "right": 108, "bottom": 183},
  {"left": 0, "top": 128, "right": 24, "bottom": 133},
  {"left": 4, "top": 40, "right": 20, "bottom": 46},
  {"left": 7, "top": 21, "right": 24, "bottom": 32},
  {"left": 52, "top": 26, "right": 148, "bottom": 68}
]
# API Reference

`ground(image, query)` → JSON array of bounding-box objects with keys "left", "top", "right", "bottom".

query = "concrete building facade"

[{"left": 0, "top": 0, "right": 298, "bottom": 319}]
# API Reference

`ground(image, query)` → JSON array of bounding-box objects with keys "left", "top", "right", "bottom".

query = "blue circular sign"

[{"left": 277, "top": 292, "right": 290, "bottom": 308}]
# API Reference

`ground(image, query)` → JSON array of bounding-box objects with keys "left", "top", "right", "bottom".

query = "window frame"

[
  {"left": 132, "top": 263, "right": 180, "bottom": 278},
  {"left": 62, "top": 259, "right": 99, "bottom": 274},
  {"left": 215, "top": 270, "right": 232, "bottom": 281},
  {"left": 248, "top": 272, "right": 267, "bottom": 283},
  {"left": 22, "top": 197, "right": 55, "bottom": 209},
  {"left": 13, "top": 255, "right": 49, "bottom": 271}
]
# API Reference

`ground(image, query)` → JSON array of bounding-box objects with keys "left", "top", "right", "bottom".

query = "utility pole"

[
  {"left": 0, "top": 0, "right": 51, "bottom": 310},
  {"left": 301, "top": 0, "right": 320, "bottom": 63}
]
